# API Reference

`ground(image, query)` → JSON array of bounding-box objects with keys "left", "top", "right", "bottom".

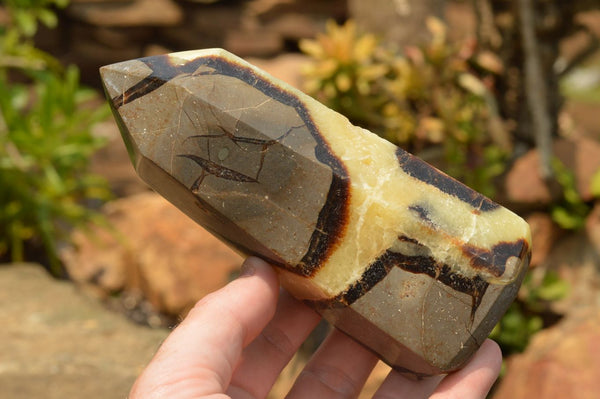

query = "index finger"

[{"left": 129, "top": 257, "right": 280, "bottom": 399}]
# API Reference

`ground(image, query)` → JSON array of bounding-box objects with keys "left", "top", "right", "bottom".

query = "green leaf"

[
  {"left": 591, "top": 169, "right": 600, "bottom": 198},
  {"left": 526, "top": 316, "right": 543, "bottom": 334},
  {"left": 14, "top": 10, "right": 38, "bottom": 37},
  {"left": 54, "top": 0, "right": 71, "bottom": 9},
  {"left": 536, "top": 271, "right": 570, "bottom": 301},
  {"left": 551, "top": 206, "right": 585, "bottom": 230},
  {"left": 537, "top": 279, "right": 569, "bottom": 301},
  {"left": 37, "top": 9, "right": 58, "bottom": 28}
]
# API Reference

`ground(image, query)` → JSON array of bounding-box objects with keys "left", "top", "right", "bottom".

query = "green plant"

[
  {"left": 300, "top": 20, "right": 388, "bottom": 131},
  {"left": 490, "top": 269, "right": 569, "bottom": 354},
  {"left": 550, "top": 158, "right": 590, "bottom": 230},
  {"left": 300, "top": 18, "right": 511, "bottom": 197},
  {"left": 590, "top": 168, "right": 600, "bottom": 198},
  {"left": 0, "top": 0, "right": 111, "bottom": 273},
  {"left": 1, "top": 0, "right": 68, "bottom": 71}
]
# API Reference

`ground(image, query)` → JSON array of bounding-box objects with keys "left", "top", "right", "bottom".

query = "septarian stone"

[{"left": 100, "top": 48, "right": 531, "bottom": 376}]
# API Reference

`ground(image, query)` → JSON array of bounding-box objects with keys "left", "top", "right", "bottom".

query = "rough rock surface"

[
  {"left": 498, "top": 230, "right": 600, "bottom": 399},
  {"left": 493, "top": 305, "right": 600, "bottom": 399},
  {"left": 526, "top": 212, "right": 564, "bottom": 267},
  {"left": 586, "top": 201, "right": 600, "bottom": 254},
  {"left": 543, "top": 232, "right": 600, "bottom": 315},
  {"left": 60, "top": 192, "right": 243, "bottom": 317},
  {"left": 0, "top": 264, "right": 168, "bottom": 399},
  {"left": 504, "top": 137, "right": 600, "bottom": 207}
]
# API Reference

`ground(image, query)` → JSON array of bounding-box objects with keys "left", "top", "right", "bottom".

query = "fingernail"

[{"left": 239, "top": 259, "right": 256, "bottom": 277}]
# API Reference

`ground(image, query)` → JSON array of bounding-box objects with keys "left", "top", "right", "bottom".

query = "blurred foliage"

[
  {"left": 561, "top": 66, "right": 600, "bottom": 104},
  {"left": 300, "top": 18, "right": 511, "bottom": 197},
  {"left": 0, "top": 0, "right": 67, "bottom": 71},
  {"left": 490, "top": 269, "right": 569, "bottom": 354},
  {"left": 0, "top": 0, "right": 111, "bottom": 273},
  {"left": 550, "top": 158, "right": 591, "bottom": 230},
  {"left": 591, "top": 168, "right": 600, "bottom": 198},
  {"left": 4, "top": 0, "right": 68, "bottom": 34}
]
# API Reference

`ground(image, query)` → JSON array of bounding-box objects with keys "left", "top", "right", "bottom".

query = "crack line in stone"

[
  {"left": 223, "top": 97, "right": 273, "bottom": 113},
  {"left": 182, "top": 120, "right": 305, "bottom": 189}
]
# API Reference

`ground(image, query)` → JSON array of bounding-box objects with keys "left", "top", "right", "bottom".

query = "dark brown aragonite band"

[{"left": 317, "top": 237, "right": 530, "bottom": 321}]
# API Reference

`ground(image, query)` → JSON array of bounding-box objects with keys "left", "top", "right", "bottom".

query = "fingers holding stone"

[
  {"left": 130, "top": 256, "right": 279, "bottom": 398},
  {"left": 429, "top": 339, "right": 502, "bottom": 399},
  {"left": 372, "top": 370, "right": 443, "bottom": 399},
  {"left": 286, "top": 329, "right": 379, "bottom": 399},
  {"left": 373, "top": 339, "right": 501, "bottom": 399},
  {"left": 227, "top": 289, "right": 322, "bottom": 399}
]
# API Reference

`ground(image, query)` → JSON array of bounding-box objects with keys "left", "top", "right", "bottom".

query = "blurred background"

[{"left": 1, "top": 0, "right": 599, "bottom": 397}]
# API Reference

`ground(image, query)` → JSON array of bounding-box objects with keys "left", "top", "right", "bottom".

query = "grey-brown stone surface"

[{"left": 0, "top": 264, "right": 168, "bottom": 399}]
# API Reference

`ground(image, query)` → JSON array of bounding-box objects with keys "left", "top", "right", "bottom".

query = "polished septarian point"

[{"left": 100, "top": 48, "right": 531, "bottom": 376}]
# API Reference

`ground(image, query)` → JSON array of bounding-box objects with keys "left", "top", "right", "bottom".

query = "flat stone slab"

[{"left": 0, "top": 264, "right": 168, "bottom": 399}]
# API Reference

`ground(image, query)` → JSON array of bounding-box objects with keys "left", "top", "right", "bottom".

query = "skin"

[{"left": 129, "top": 257, "right": 502, "bottom": 399}]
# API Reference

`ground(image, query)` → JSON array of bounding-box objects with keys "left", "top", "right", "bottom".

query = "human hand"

[{"left": 129, "top": 257, "right": 502, "bottom": 399}]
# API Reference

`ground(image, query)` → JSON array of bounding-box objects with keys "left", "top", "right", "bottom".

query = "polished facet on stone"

[{"left": 100, "top": 48, "right": 531, "bottom": 376}]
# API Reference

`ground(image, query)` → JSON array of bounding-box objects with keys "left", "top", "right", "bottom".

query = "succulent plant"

[{"left": 301, "top": 18, "right": 511, "bottom": 197}]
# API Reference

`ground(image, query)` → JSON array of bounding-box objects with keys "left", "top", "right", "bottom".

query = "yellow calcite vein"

[{"left": 303, "top": 98, "right": 531, "bottom": 298}]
